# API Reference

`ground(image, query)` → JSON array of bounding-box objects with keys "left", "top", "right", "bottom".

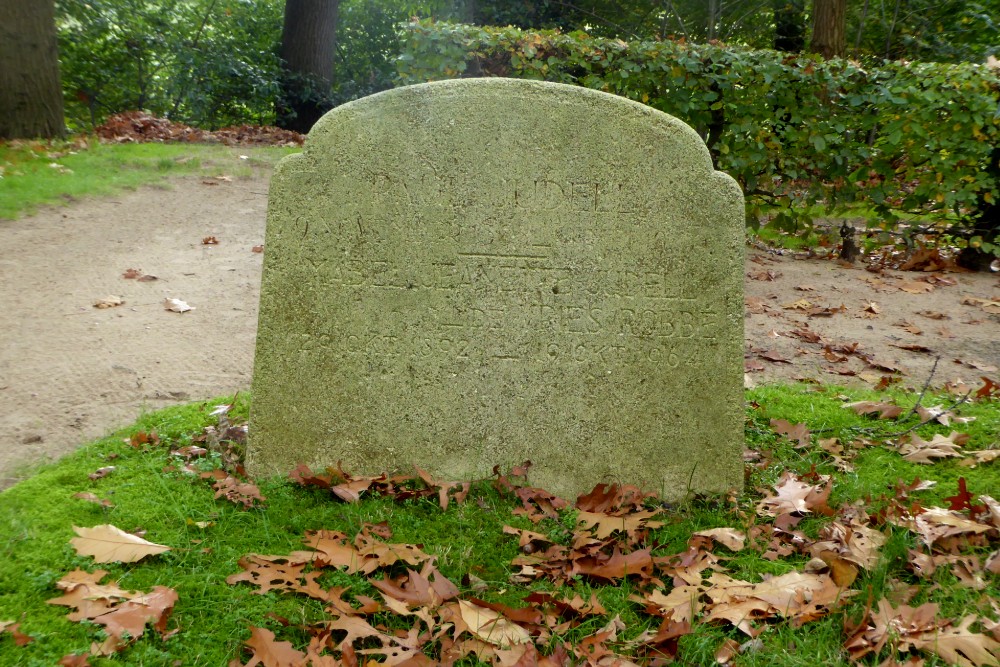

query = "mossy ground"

[{"left": 1, "top": 386, "right": 996, "bottom": 665}]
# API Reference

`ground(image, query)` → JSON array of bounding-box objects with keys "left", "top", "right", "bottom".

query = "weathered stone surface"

[{"left": 248, "top": 78, "right": 744, "bottom": 500}]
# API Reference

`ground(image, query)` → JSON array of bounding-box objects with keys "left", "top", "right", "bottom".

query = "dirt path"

[{"left": 1, "top": 172, "right": 998, "bottom": 488}]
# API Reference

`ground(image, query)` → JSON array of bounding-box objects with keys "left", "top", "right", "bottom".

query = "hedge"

[{"left": 397, "top": 20, "right": 1000, "bottom": 259}]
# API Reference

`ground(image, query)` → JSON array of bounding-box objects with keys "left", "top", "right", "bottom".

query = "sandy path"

[
  {"left": 1, "top": 169, "right": 998, "bottom": 488},
  {"left": 0, "top": 171, "right": 270, "bottom": 487}
]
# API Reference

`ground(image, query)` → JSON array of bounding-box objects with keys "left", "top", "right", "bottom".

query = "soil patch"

[{"left": 1, "top": 173, "right": 998, "bottom": 488}]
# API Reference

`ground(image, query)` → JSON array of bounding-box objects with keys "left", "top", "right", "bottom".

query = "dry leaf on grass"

[
  {"left": 915, "top": 404, "right": 976, "bottom": 426},
  {"left": 237, "top": 626, "right": 306, "bottom": 667},
  {"left": 756, "top": 471, "right": 834, "bottom": 518},
  {"left": 73, "top": 492, "right": 115, "bottom": 508},
  {"left": 848, "top": 599, "right": 1000, "bottom": 667},
  {"left": 899, "top": 432, "right": 969, "bottom": 463},
  {"left": 70, "top": 525, "right": 171, "bottom": 563},
  {"left": 892, "top": 507, "right": 996, "bottom": 547},
  {"left": 47, "top": 570, "right": 177, "bottom": 656},
  {"left": 846, "top": 401, "right": 904, "bottom": 419},
  {"left": 692, "top": 528, "right": 747, "bottom": 552},
  {"left": 450, "top": 600, "right": 532, "bottom": 647},
  {"left": 0, "top": 621, "right": 33, "bottom": 646}
]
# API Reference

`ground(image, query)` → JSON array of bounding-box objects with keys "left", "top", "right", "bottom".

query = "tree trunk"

[
  {"left": 810, "top": 0, "right": 846, "bottom": 59},
  {"left": 0, "top": 0, "right": 64, "bottom": 139},
  {"left": 277, "top": 0, "right": 339, "bottom": 133},
  {"left": 773, "top": 0, "right": 805, "bottom": 52}
]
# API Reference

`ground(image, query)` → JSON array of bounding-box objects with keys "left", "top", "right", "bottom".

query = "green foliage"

[
  {"left": 850, "top": 0, "right": 1000, "bottom": 62},
  {"left": 398, "top": 20, "right": 1000, "bottom": 251},
  {"left": 57, "top": 0, "right": 285, "bottom": 131}
]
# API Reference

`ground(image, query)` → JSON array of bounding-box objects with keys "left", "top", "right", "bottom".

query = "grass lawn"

[
  {"left": 1, "top": 385, "right": 997, "bottom": 666},
  {"left": 0, "top": 140, "right": 297, "bottom": 219}
]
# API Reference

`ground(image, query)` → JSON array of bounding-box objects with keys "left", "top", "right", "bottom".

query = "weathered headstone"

[{"left": 248, "top": 78, "right": 744, "bottom": 501}]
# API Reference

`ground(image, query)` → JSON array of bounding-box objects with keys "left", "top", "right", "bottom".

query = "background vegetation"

[{"left": 42, "top": 0, "right": 1000, "bottom": 262}]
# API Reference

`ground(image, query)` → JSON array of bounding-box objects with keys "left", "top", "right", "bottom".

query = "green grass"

[
  {"left": 0, "top": 140, "right": 297, "bottom": 219},
  {"left": 0, "top": 386, "right": 997, "bottom": 665}
]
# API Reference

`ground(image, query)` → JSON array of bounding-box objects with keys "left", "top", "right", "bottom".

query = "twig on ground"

[
  {"left": 900, "top": 355, "right": 941, "bottom": 422},
  {"left": 883, "top": 391, "right": 972, "bottom": 439}
]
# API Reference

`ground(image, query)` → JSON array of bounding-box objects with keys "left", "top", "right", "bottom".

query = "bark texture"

[
  {"left": 0, "top": 0, "right": 64, "bottom": 139},
  {"left": 810, "top": 0, "right": 847, "bottom": 59},
  {"left": 277, "top": 0, "right": 339, "bottom": 133}
]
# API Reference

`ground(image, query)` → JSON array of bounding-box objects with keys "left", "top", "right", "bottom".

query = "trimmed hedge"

[{"left": 397, "top": 20, "right": 1000, "bottom": 257}]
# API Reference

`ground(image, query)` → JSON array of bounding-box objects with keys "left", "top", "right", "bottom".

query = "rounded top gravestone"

[{"left": 248, "top": 77, "right": 745, "bottom": 501}]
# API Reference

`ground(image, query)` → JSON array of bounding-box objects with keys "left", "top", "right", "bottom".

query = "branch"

[
  {"left": 900, "top": 355, "right": 941, "bottom": 421},
  {"left": 883, "top": 391, "right": 972, "bottom": 439}
]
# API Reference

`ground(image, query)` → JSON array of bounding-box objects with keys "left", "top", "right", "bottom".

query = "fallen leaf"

[
  {"left": 0, "top": 621, "right": 33, "bottom": 646},
  {"left": 88, "top": 466, "right": 116, "bottom": 481},
  {"left": 961, "top": 296, "right": 1000, "bottom": 314},
  {"left": 899, "top": 432, "right": 969, "bottom": 463},
  {"left": 976, "top": 377, "right": 1000, "bottom": 400},
  {"left": 895, "top": 507, "right": 995, "bottom": 547},
  {"left": 251, "top": 244, "right": 264, "bottom": 253},
  {"left": 48, "top": 570, "right": 177, "bottom": 653},
  {"left": 846, "top": 401, "right": 904, "bottom": 419},
  {"left": 692, "top": 528, "right": 746, "bottom": 552},
  {"left": 760, "top": 350, "right": 791, "bottom": 363},
  {"left": 70, "top": 525, "right": 171, "bottom": 563},
  {"left": 210, "top": 475, "right": 266, "bottom": 509},
  {"left": 715, "top": 638, "right": 741, "bottom": 664},
  {"left": 73, "top": 492, "right": 114, "bottom": 508},
  {"left": 757, "top": 472, "right": 834, "bottom": 518},
  {"left": 959, "top": 359, "right": 1000, "bottom": 373},
  {"left": 454, "top": 599, "right": 532, "bottom": 647},
  {"left": 898, "top": 281, "right": 935, "bottom": 294},
  {"left": 239, "top": 626, "right": 306, "bottom": 667},
  {"left": 892, "top": 320, "right": 924, "bottom": 336},
  {"left": 93, "top": 296, "right": 124, "bottom": 309},
  {"left": 770, "top": 419, "right": 811, "bottom": 448},
  {"left": 912, "top": 614, "right": 1000, "bottom": 667},
  {"left": 202, "top": 236, "right": 219, "bottom": 245},
  {"left": 163, "top": 298, "right": 194, "bottom": 313},
  {"left": 915, "top": 404, "right": 974, "bottom": 426}
]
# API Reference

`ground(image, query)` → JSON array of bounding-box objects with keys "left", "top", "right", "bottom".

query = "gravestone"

[{"left": 247, "top": 78, "right": 744, "bottom": 501}]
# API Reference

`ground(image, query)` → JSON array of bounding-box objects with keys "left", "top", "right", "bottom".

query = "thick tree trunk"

[
  {"left": 810, "top": 0, "right": 846, "bottom": 60},
  {"left": 773, "top": 0, "right": 805, "bottom": 52},
  {"left": 277, "top": 0, "right": 339, "bottom": 133},
  {"left": 0, "top": 0, "right": 64, "bottom": 139}
]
